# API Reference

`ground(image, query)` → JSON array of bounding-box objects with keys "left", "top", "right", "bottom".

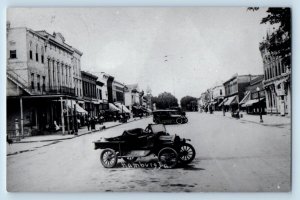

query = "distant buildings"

[
  {"left": 81, "top": 71, "right": 98, "bottom": 116},
  {"left": 239, "top": 75, "right": 266, "bottom": 114},
  {"left": 222, "top": 74, "right": 261, "bottom": 112}
]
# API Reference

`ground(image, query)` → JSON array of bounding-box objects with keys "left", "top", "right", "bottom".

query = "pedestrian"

[
  {"left": 87, "top": 116, "right": 91, "bottom": 131},
  {"left": 91, "top": 117, "right": 95, "bottom": 130}
]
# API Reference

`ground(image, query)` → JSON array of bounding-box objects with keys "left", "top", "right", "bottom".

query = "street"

[{"left": 7, "top": 112, "right": 291, "bottom": 192}]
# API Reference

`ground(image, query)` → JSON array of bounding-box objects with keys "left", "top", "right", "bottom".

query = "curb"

[
  {"left": 15, "top": 116, "right": 150, "bottom": 144},
  {"left": 201, "top": 112, "right": 290, "bottom": 127}
]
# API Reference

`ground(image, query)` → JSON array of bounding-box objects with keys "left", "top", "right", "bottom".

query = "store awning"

[
  {"left": 114, "top": 103, "right": 130, "bottom": 113},
  {"left": 210, "top": 101, "right": 218, "bottom": 105},
  {"left": 66, "top": 100, "right": 88, "bottom": 114},
  {"left": 239, "top": 91, "right": 251, "bottom": 105},
  {"left": 242, "top": 98, "right": 265, "bottom": 107},
  {"left": 219, "top": 98, "right": 228, "bottom": 107},
  {"left": 224, "top": 96, "right": 237, "bottom": 106},
  {"left": 109, "top": 103, "right": 121, "bottom": 112}
]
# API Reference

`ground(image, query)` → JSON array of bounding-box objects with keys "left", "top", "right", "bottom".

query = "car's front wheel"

[
  {"left": 178, "top": 143, "right": 196, "bottom": 164},
  {"left": 100, "top": 148, "right": 118, "bottom": 168}
]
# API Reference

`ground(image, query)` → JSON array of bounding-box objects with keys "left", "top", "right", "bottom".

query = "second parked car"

[{"left": 153, "top": 110, "right": 188, "bottom": 124}]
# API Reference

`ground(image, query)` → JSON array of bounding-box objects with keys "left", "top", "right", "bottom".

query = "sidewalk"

[
  {"left": 208, "top": 111, "right": 291, "bottom": 126},
  {"left": 15, "top": 117, "right": 147, "bottom": 143}
]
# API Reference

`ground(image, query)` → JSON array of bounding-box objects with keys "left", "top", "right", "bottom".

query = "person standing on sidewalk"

[{"left": 86, "top": 116, "right": 91, "bottom": 131}]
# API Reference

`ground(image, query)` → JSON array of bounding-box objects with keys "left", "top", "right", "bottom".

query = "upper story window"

[
  {"left": 31, "top": 73, "right": 35, "bottom": 89},
  {"left": 42, "top": 76, "right": 46, "bottom": 91},
  {"left": 41, "top": 47, "right": 44, "bottom": 64},
  {"left": 35, "top": 45, "right": 39, "bottom": 62},
  {"left": 37, "top": 75, "right": 41, "bottom": 91},
  {"left": 29, "top": 41, "right": 33, "bottom": 60},
  {"left": 9, "top": 50, "right": 17, "bottom": 59}
]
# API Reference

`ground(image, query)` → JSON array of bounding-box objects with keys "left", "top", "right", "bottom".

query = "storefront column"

[
  {"left": 287, "top": 83, "right": 291, "bottom": 116},
  {"left": 60, "top": 97, "right": 65, "bottom": 135},
  {"left": 20, "top": 97, "right": 24, "bottom": 138}
]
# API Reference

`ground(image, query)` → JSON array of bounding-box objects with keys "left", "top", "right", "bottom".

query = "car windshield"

[{"left": 150, "top": 124, "right": 166, "bottom": 133}]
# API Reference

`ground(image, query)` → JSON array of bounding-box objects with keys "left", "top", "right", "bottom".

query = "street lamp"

[{"left": 256, "top": 87, "right": 263, "bottom": 123}]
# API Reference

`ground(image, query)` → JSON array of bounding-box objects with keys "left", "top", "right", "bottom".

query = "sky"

[{"left": 7, "top": 7, "right": 269, "bottom": 100}]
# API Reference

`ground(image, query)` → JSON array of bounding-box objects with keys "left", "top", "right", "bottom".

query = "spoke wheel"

[
  {"left": 158, "top": 147, "right": 178, "bottom": 168},
  {"left": 179, "top": 143, "right": 196, "bottom": 164},
  {"left": 176, "top": 118, "right": 183, "bottom": 124},
  {"left": 100, "top": 148, "right": 117, "bottom": 168},
  {"left": 123, "top": 157, "right": 138, "bottom": 163}
]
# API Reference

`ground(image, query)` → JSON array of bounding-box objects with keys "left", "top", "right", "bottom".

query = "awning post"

[
  {"left": 66, "top": 100, "right": 70, "bottom": 134},
  {"left": 60, "top": 97, "right": 65, "bottom": 135}
]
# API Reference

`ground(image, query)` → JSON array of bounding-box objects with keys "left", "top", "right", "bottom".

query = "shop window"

[{"left": 9, "top": 50, "right": 17, "bottom": 59}]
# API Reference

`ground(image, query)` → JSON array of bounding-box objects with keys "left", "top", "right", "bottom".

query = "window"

[
  {"left": 99, "top": 89, "right": 102, "bottom": 100},
  {"left": 41, "top": 47, "right": 44, "bottom": 63},
  {"left": 31, "top": 73, "right": 35, "bottom": 89},
  {"left": 220, "top": 89, "right": 222, "bottom": 96},
  {"left": 10, "top": 50, "right": 17, "bottom": 59},
  {"left": 42, "top": 76, "right": 46, "bottom": 91},
  {"left": 30, "top": 50, "right": 33, "bottom": 59},
  {"left": 37, "top": 75, "right": 41, "bottom": 91},
  {"left": 35, "top": 45, "right": 39, "bottom": 62},
  {"left": 29, "top": 41, "right": 33, "bottom": 60}
]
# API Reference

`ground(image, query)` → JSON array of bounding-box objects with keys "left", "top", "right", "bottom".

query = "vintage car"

[
  {"left": 153, "top": 110, "right": 188, "bottom": 124},
  {"left": 93, "top": 124, "right": 195, "bottom": 168}
]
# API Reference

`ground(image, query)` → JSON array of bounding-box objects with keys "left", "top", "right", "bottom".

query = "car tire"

[
  {"left": 178, "top": 143, "right": 196, "bottom": 165},
  {"left": 100, "top": 148, "right": 118, "bottom": 168},
  {"left": 158, "top": 147, "right": 178, "bottom": 168},
  {"left": 176, "top": 118, "right": 183, "bottom": 124}
]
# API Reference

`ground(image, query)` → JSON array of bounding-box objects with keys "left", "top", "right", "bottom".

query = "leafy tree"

[
  {"left": 151, "top": 92, "right": 178, "bottom": 109},
  {"left": 180, "top": 96, "right": 198, "bottom": 111},
  {"left": 248, "top": 7, "right": 291, "bottom": 66}
]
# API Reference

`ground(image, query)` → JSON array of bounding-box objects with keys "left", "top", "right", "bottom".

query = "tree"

[
  {"left": 151, "top": 92, "right": 178, "bottom": 109},
  {"left": 180, "top": 96, "right": 198, "bottom": 111},
  {"left": 248, "top": 7, "right": 291, "bottom": 66}
]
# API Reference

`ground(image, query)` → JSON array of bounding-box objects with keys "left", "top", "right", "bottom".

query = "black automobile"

[
  {"left": 93, "top": 124, "right": 195, "bottom": 168},
  {"left": 153, "top": 110, "right": 188, "bottom": 124}
]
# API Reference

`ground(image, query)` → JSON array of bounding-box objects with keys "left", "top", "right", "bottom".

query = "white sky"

[{"left": 7, "top": 7, "right": 269, "bottom": 100}]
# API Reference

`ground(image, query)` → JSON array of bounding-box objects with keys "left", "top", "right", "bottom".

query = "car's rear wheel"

[
  {"left": 158, "top": 147, "right": 178, "bottom": 168},
  {"left": 100, "top": 148, "right": 117, "bottom": 168},
  {"left": 178, "top": 143, "right": 196, "bottom": 164}
]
